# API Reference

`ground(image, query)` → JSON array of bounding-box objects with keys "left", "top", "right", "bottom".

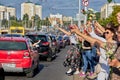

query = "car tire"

[
  {"left": 47, "top": 49, "right": 53, "bottom": 61},
  {"left": 52, "top": 48, "right": 56, "bottom": 54}
]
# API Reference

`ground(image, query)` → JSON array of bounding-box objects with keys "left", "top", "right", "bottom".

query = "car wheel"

[
  {"left": 47, "top": 49, "right": 53, "bottom": 61},
  {"left": 26, "top": 69, "right": 34, "bottom": 78},
  {"left": 52, "top": 48, "right": 56, "bottom": 54}
]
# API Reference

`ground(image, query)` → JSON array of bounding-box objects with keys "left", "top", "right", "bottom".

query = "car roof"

[
  {"left": 3, "top": 34, "right": 23, "bottom": 37},
  {"left": 0, "top": 37, "right": 27, "bottom": 42},
  {"left": 26, "top": 32, "right": 48, "bottom": 36}
]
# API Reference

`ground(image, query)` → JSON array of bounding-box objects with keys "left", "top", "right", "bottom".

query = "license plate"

[{"left": 2, "top": 63, "right": 16, "bottom": 68}]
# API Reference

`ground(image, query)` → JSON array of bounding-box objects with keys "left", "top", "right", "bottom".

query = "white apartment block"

[
  {"left": 21, "top": 2, "right": 42, "bottom": 20},
  {"left": 49, "top": 13, "right": 63, "bottom": 26},
  {"left": 63, "top": 16, "right": 72, "bottom": 22},
  {"left": 0, "top": 5, "right": 16, "bottom": 20},
  {"left": 101, "top": 2, "right": 120, "bottom": 19},
  {"left": 35, "top": 5, "right": 42, "bottom": 19}
]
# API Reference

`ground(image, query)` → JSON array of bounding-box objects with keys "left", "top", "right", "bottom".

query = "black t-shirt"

[{"left": 83, "top": 40, "right": 91, "bottom": 47}]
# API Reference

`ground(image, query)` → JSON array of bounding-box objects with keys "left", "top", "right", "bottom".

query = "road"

[{"left": 5, "top": 46, "right": 73, "bottom": 80}]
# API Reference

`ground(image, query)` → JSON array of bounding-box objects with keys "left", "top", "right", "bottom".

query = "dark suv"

[{"left": 25, "top": 32, "right": 56, "bottom": 61}]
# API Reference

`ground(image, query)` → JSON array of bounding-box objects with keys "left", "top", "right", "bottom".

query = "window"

[
  {"left": 11, "top": 29, "right": 23, "bottom": 33},
  {"left": 26, "top": 35, "right": 47, "bottom": 42},
  {"left": 0, "top": 41, "right": 27, "bottom": 50}
]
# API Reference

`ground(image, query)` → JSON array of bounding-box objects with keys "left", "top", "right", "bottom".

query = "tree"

[
  {"left": 2, "top": 19, "right": 8, "bottom": 28},
  {"left": 98, "top": 5, "right": 120, "bottom": 27},
  {"left": 109, "top": 5, "right": 120, "bottom": 26},
  {"left": 107, "top": 0, "right": 112, "bottom": 3},
  {"left": 23, "top": 14, "right": 29, "bottom": 21},
  {"left": 95, "top": 12, "right": 100, "bottom": 20},
  {"left": 34, "top": 14, "right": 40, "bottom": 27},
  {"left": 9, "top": 16, "right": 17, "bottom": 21},
  {"left": 9, "top": 17, "right": 22, "bottom": 26},
  {"left": 23, "top": 14, "right": 29, "bottom": 28},
  {"left": 31, "top": 14, "right": 40, "bottom": 28}
]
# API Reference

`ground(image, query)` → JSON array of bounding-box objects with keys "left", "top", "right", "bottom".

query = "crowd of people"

[{"left": 56, "top": 12, "right": 120, "bottom": 80}]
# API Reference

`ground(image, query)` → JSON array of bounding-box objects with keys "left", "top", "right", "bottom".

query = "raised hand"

[{"left": 70, "top": 24, "right": 80, "bottom": 33}]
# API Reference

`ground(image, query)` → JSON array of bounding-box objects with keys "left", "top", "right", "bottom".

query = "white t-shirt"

[{"left": 69, "top": 34, "right": 78, "bottom": 45}]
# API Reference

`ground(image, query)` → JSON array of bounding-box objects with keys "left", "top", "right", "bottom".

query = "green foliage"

[
  {"left": 23, "top": 14, "right": 29, "bottom": 21},
  {"left": 110, "top": 5, "right": 120, "bottom": 26},
  {"left": 95, "top": 12, "right": 100, "bottom": 20},
  {"left": 22, "top": 14, "right": 29, "bottom": 27},
  {"left": 107, "top": 0, "right": 112, "bottom": 3},
  {"left": 9, "top": 16, "right": 17, "bottom": 21},
  {"left": 1, "top": 19, "right": 8, "bottom": 27},
  {"left": 99, "top": 5, "right": 120, "bottom": 27},
  {"left": 10, "top": 20, "right": 22, "bottom": 26}
]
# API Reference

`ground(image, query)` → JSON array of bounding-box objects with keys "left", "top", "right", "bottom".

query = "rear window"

[
  {"left": 0, "top": 41, "right": 27, "bottom": 50},
  {"left": 11, "top": 29, "right": 23, "bottom": 33},
  {"left": 3, "top": 34, "right": 22, "bottom": 37},
  {"left": 26, "top": 35, "right": 47, "bottom": 42}
]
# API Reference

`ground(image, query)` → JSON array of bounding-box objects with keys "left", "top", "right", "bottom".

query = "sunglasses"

[{"left": 104, "top": 32, "right": 110, "bottom": 34}]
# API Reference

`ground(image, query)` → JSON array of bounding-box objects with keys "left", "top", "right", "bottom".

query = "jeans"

[
  {"left": 82, "top": 50, "right": 94, "bottom": 73},
  {"left": 91, "top": 46, "right": 99, "bottom": 65}
]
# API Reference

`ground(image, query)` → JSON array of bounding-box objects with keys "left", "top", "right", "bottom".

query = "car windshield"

[
  {"left": 0, "top": 41, "right": 27, "bottom": 50},
  {"left": 26, "top": 35, "right": 47, "bottom": 42}
]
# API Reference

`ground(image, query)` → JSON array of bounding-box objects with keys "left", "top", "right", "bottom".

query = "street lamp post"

[
  {"left": 84, "top": 7, "right": 87, "bottom": 24},
  {"left": 78, "top": 0, "right": 81, "bottom": 28},
  {"left": 0, "top": 11, "right": 1, "bottom": 28}
]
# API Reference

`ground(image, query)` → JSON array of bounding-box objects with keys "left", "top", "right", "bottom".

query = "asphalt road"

[{"left": 5, "top": 46, "right": 73, "bottom": 80}]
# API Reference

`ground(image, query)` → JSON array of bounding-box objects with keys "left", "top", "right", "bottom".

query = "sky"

[{"left": 0, "top": 0, "right": 120, "bottom": 19}]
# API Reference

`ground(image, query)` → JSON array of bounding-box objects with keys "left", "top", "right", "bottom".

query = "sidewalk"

[
  {"left": 73, "top": 74, "right": 86, "bottom": 80},
  {"left": 73, "top": 74, "right": 92, "bottom": 80}
]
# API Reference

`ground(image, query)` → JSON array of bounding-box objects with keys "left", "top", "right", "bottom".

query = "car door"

[
  {"left": 27, "top": 40, "right": 39, "bottom": 63},
  {"left": 47, "top": 35, "right": 56, "bottom": 54}
]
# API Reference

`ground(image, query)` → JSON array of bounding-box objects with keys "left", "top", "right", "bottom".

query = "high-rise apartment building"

[
  {"left": 35, "top": 4, "right": 42, "bottom": 19},
  {"left": 21, "top": 2, "right": 42, "bottom": 20},
  {"left": 0, "top": 5, "right": 16, "bottom": 20},
  {"left": 101, "top": 2, "right": 120, "bottom": 19}
]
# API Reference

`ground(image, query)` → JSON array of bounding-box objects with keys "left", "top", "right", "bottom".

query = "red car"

[{"left": 0, "top": 37, "right": 39, "bottom": 78}]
